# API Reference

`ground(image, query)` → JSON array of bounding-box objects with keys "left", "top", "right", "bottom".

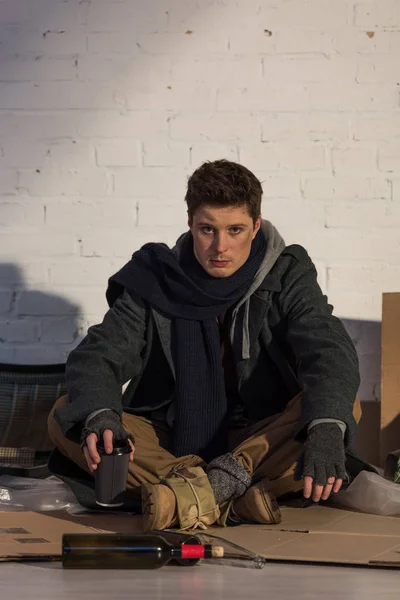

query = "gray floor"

[{"left": 2, "top": 561, "right": 399, "bottom": 599}]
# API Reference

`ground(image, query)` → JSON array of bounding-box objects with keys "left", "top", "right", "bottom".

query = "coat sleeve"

[
  {"left": 54, "top": 289, "right": 147, "bottom": 441},
  {"left": 276, "top": 245, "right": 360, "bottom": 447}
]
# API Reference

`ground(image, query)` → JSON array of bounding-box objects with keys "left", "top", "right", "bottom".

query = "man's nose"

[{"left": 212, "top": 233, "right": 228, "bottom": 255}]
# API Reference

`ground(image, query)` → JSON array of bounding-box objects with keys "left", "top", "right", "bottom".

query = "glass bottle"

[{"left": 62, "top": 533, "right": 224, "bottom": 569}]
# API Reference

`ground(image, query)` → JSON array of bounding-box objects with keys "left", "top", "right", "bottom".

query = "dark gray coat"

[{"left": 55, "top": 244, "right": 360, "bottom": 450}]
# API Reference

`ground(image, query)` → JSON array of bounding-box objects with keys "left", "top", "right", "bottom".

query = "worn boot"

[
  {"left": 141, "top": 482, "right": 179, "bottom": 531},
  {"left": 141, "top": 466, "right": 221, "bottom": 531},
  {"left": 229, "top": 477, "right": 282, "bottom": 525}
]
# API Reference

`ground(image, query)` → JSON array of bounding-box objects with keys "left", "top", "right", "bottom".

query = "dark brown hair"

[{"left": 185, "top": 159, "right": 263, "bottom": 225}]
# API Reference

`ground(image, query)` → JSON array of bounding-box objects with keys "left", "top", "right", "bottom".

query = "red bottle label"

[{"left": 181, "top": 545, "right": 205, "bottom": 559}]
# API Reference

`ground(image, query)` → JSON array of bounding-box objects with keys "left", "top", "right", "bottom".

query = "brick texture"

[{"left": 0, "top": 0, "right": 399, "bottom": 404}]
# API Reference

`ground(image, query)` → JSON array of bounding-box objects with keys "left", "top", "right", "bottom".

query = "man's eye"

[
  {"left": 230, "top": 227, "right": 242, "bottom": 234},
  {"left": 201, "top": 227, "right": 214, "bottom": 234}
]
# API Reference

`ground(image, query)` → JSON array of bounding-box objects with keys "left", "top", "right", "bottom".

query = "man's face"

[{"left": 189, "top": 205, "right": 261, "bottom": 278}]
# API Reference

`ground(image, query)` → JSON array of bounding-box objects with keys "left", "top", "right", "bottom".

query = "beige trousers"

[{"left": 48, "top": 394, "right": 310, "bottom": 501}]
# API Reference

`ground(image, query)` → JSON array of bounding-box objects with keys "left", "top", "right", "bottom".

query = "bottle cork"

[{"left": 211, "top": 546, "right": 224, "bottom": 558}]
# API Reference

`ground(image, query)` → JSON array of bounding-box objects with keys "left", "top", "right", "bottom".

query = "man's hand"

[
  {"left": 296, "top": 422, "right": 347, "bottom": 503},
  {"left": 80, "top": 410, "right": 135, "bottom": 473},
  {"left": 83, "top": 430, "right": 135, "bottom": 473},
  {"left": 303, "top": 474, "right": 343, "bottom": 503}
]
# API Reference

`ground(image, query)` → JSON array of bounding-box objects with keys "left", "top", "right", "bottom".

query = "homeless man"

[{"left": 48, "top": 159, "right": 362, "bottom": 531}]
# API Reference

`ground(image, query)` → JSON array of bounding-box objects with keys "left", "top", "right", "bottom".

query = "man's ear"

[
  {"left": 252, "top": 214, "right": 262, "bottom": 238},
  {"left": 187, "top": 212, "right": 192, "bottom": 229}
]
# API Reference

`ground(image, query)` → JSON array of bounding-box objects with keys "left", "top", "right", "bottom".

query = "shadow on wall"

[
  {"left": 0, "top": 264, "right": 383, "bottom": 379},
  {"left": 342, "top": 319, "right": 382, "bottom": 466},
  {"left": 342, "top": 319, "right": 381, "bottom": 403},
  {"left": 0, "top": 264, "right": 385, "bottom": 461},
  {"left": 0, "top": 263, "right": 82, "bottom": 364}
]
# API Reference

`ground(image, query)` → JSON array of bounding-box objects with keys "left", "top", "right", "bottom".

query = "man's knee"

[{"left": 47, "top": 394, "right": 69, "bottom": 448}]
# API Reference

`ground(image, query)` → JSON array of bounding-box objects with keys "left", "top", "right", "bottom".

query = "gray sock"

[{"left": 206, "top": 453, "right": 252, "bottom": 505}]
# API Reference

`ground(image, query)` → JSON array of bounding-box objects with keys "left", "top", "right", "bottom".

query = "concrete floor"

[{"left": 2, "top": 560, "right": 399, "bottom": 600}]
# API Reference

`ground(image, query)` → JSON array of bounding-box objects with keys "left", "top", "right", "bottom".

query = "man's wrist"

[
  {"left": 307, "top": 418, "right": 346, "bottom": 439},
  {"left": 85, "top": 408, "right": 116, "bottom": 428}
]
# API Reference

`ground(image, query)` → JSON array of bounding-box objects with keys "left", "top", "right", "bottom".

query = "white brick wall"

[{"left": 0, "top": 0, "right": 399, "bottom": 403}]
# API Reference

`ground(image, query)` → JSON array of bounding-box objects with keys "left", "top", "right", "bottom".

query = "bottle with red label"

[{"left": 62, "top": 533, "right": 224, "bottom": 569}]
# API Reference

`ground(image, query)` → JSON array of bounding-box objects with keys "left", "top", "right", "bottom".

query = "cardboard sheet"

[
  {"left": 381, "top": 293, "right": 400, "bottom": 466},
  {"left": 0, "top": 511, "right": 95, "bottom": 560},
  {"left": 1, "top": 505, "right": 400, "bottom": 568}
]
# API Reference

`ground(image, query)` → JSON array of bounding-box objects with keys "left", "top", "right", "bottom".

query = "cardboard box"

[
  {"left": 381, "top": 293, "right": 400, "bottom": 466},
  {"left": 353, "top": 292, "right": 400, "bottom": 469},
  {"left": 1, "top": 505, "right": 399, "bottom": 568},
  {"left": 354, "top": 400, "right": 381, "bottom": 467}
]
